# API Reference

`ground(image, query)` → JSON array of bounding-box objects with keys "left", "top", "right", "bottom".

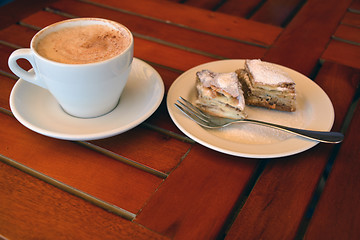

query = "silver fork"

[{"left": 175, "top": 97, "right": 344, "bottom": 144}]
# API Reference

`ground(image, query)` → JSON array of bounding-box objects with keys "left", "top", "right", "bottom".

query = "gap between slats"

[
  {"left": 0, "top": 95, "right": 191, "bottom": 178},
  {"left": 0, "top": 153, "right": 136, "bottom": 221},
  {"left": 294, "top": 67, "right": 360, "bottom": 239},
  {"left": 174, "top": 0, "right": 307, "bottom": 27},
  {"left": 78, "top": 0, "right": 272, "bottom": 48}
]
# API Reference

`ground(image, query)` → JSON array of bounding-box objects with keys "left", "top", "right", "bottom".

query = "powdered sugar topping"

[
  {"left": 197, "top": 70, "right": 245, "bottom": 109},
  {"left": 246, "top": 59, "right": 294, "bottom": 85},
  {"left": 197, "top": 70, "right": 241, "bottom": 97}
]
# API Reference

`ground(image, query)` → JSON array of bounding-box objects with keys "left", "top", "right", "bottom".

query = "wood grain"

[
  {"left": 322, "top": 40, "right": 360, "bottom": 70},
  {"left": 90, "top": 127, "right": 192, "bottom": 174},
  {"left": 136, "top": 144, "right": 258, "bottom": 239},
  {"left": 225, "top": 61, "right": 359, "bottom": 239},
  {"left": 0, "top": 112, "right": 163, "bottom": 213},
  {"left": 263, "top": 0, "right": 353, "bottom": 76},
  {"left": 86, "top": 0, "right": 282, "bottom": 46},
  {"left": 0, "top": 161, "right": 167, "bottom": 240},
  {"left": 341, "top": 11, "right": 360, "bottom": 27},
  {"left": 250, "top": 0, "right": 305, "bottom": 27},
  {"left": 177, "top": 0, "right": 220, "bottom": 10},
  {"left": 48, "top": 0, "right": 267, "bottom": 59},
  {"left": 1, "top": 0, "right": 359, "bottom": 239},
  {"left": 333, "top": 24, "right": 360, "bottom": 44},
  {"left": 217, "top": 0, "right": 263, "bottom": 18},
  {"left": 0, "top": 0, "right": 56, "bottom": 29},
  {"left": 304, "top": 79, "right": 360, "bottom": 239},
  {"left": 0, "top": 75, "right": 15, "bottom": 110}
]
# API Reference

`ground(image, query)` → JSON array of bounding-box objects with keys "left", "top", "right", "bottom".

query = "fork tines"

[{"left": 174, "top": 97, "right": 210, "bottom": 126}]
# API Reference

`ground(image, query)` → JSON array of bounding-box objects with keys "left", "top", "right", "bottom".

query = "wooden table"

[{"left": 1, "top": 0, "right": 359, "bottom": 239}]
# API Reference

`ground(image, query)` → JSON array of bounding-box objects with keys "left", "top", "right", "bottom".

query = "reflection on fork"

[{"left": 175, "top": 97, "right": 344, "bottom": 144}]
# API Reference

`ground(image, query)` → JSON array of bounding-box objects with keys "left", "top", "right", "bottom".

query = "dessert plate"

[
  {"left": 10, "top": 58, "right": 164, "bottom": 141},
  {"left": 167, "top": 59, "right": 335, "bottom": 158}
]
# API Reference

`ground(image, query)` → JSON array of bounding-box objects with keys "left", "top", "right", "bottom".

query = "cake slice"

[
  {"left": 236, "top": 59, "right": 296, "bottom": 112},
  {"left": 195, "top": 69, "right": 246, "bottom": 119}
]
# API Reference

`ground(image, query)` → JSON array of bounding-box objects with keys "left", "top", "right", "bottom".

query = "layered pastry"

[
  {"left": 195, "top": 69, "right": 246, "bottom": 119},
  {"left": 236, "top": 59, "right": 296, "bottom": 112}
]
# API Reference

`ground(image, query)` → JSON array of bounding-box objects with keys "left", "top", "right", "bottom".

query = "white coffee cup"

[{"left": 8, "top": 18, "right": 134, "bottom": 118}]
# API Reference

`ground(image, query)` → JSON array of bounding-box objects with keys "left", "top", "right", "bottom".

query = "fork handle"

[{"left": 243, "top": 119, "right": 344, "bottom": 144}]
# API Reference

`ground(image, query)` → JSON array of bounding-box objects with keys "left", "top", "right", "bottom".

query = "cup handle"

[{"left": 8, "top": 49, "right": 47, "bottom": 88}]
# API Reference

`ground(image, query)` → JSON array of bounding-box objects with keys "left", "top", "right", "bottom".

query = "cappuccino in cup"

[
  {"left": 36, "top": 24, "right": 131, "bottom": 64},
  {"left": 8, "top": 18, "right": 134, "bottom": 118}
]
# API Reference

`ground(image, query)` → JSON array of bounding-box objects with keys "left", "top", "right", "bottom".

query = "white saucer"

[
  {"left": 10, "top": 58, "right": 164, "bottom": 141},
  {"left": 167, "top": 59, "right": 335, "bottom": 158}
]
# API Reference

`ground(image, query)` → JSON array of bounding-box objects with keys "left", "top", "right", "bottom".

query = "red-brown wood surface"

[
  {"left": 225, "top": 61, "right": 360, "bottom": 239},
  {"left": 334, "top": 24, "right": 360, "bottom": 43},
  {"left": 217, "top": 0, "right": 263, "bottom": 18},
  {"left": 0, "top": 111, "right": 164, "bottom": 213},
  {"left": 0, "top": 0, "right": 56, "bottom": 29},
  {"left": 0, "top": 161, "right": 167, "bottom": 240},
  {"left": 250, "top": 0, "right": 305, "bottom": 26},
  {"left": 264, "top": 0, "right": 353, "bottom": 76},
  {"left": 86, "top": 0, "right": 283, "bottom": 47},
  {"left": 322, "top": 40, "right": 360, "bottom": 70},
  {"left": 1, "top": 0, "right": 359, "bottom": 239},
  {"left": 135, "top": 144, "right": 257, "bottom": 239},
  {"left": 178, "top": 0, "right": 220, "bottom": 10},
  {"left": 304, "top": 71, "right": 360, "bottom": 240},
  {"left": 0, "top": 75, "right": 14, "bottom": 110},
  {"left": 342, "top": 11, "right": 360, "bottom": 26}
]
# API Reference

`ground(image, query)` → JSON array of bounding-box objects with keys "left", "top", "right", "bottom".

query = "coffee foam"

[{"left": 36, "top": 24, "right": 131, "bottom": 64}]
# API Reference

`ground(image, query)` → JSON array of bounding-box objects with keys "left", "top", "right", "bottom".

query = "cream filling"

[{"left": 242, "top": 71, "right": 296, "bottom": 100}]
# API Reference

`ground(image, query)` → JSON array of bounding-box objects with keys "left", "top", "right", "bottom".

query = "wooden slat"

[
  {"left": 178, "top": 0, "right": 220, "bottom": 10},
  {"left": 0, "top": 161, "right": 168, "bottom": 240},
  {"left": 0, "top": 75, "right": 15, "bottom": 110},
  {"left": 350, "top": 0, "right": 360, "bottom": 11},
  {"left": 183, "top": 0, "right": 306, "bottom": 27},
  {"left": 143, "top": 101, "right": 186, "bottom": 135},
  {"left": 322, "top": 40, "right": 360, "bottom": 70},
  {"left": 342, "top": 11, "right": 360, "bottom": 27},
  {"left": 225, "top": 61, "right": 358, "bottom": 239},
  {"left": 313, "top": 62, "right": 360, "bottom": 129},
  {"left": 263, "top": 0, "right": 353, "bottom": 76},
  {"left": 136, "top": 144, "right": 258, "bottom": 239},
  {"left": 47, "top": 0, "right": 267, "bottom": 59},
  {"left": 90, "top": 127, "right": 191, "bottom": 174},
  {"left": 0, "top": 24, "right": 37, "bottom": 47},
  {"left": 333, "top": 24, "right": 360, "bottom": 44},
  {"left": 133, "top": 37, "right": 216, "bottom": 71},
  {"left": 226, "top": 148, "right": 333, "bottom": 240},
  {"left": 304, "top": 79, "right": 360, "bottom": 239},
  {"left": 323, "top": 10, "right": 360, "bottom": 69},
  {"left": 0, "top": 112, "right": 163, "bottom": 214},
  {"left": 216, "top": 0, "right": 262, "bottom": 18},
  {"left": 85, "top": 0, "right": 283, "bottom": 47},
  {"left": 20, "top": 9, "right": 68, "bottom": 29},
  {"left": 2, "top": 1, "right": 357, "bottom": 239},
  {"left": 250, "top": 0, "right": 305, "bottom": 27},
  {"left": 0, "top": 44, "right": 32, "bottom": 74},
  {"left": 0, "top": 45, "right": 20, "bottom": 73},
  {"left": 0, "top": 0, "right": 56, "bottom": 29}
]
